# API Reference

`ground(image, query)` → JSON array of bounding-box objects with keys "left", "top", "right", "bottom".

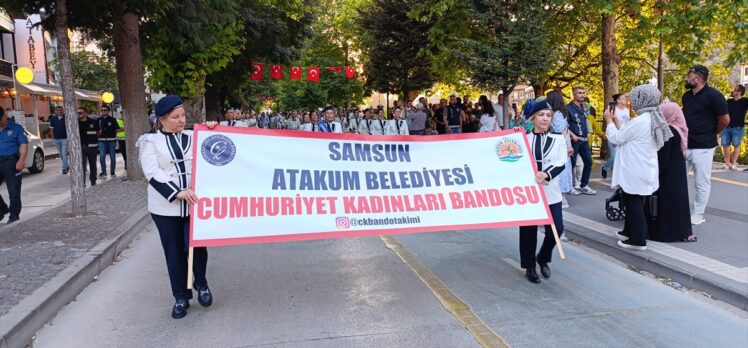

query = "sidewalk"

[
  {"left": 563, "top": 161, "right": 748, "bottom": 310},
  {"left": 0, "top": 178, "right": 149, "bottom": 348}
]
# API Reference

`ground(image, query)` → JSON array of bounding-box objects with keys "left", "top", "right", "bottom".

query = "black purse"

[{"left": 644, "top": 194, "right": 658, "bottom": 220}]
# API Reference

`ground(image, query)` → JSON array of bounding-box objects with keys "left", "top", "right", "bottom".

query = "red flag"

[
  {"left": 290, "top": 66, "right": 302, "bottom": 80},
  {"left": 345, "top": 66, "right": 356, "bottom": 79},
  {"left": 270, "top": 65, "right": 283, "bottom": 79},
  {"left": 307, "top": 67, "right": 320, "bottom": 83},
  {"left": 251, "top": 62, "right": 264, "bottom": 80},
  {"left": 326, "top": 66, "right": 342, "bottom": 73}
]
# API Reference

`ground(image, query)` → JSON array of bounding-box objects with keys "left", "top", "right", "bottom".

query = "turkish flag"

[
  {"left": 345, "top": 66, "right": 356, "bottom": 79},
  {"left": 326, "top": 66, "right": 342, "bottom": 73},
  {"left": 307, "top": 67, "right": 320, "bottom": 83},
  {"left": 251, "top": 62, "right": 264, "bottom": 80},
  {"left": 270, "top": 65, "right": 283, "bottom": 79},
  {"left": 290, "top": 66, "right": 302, "bottom": 80}
]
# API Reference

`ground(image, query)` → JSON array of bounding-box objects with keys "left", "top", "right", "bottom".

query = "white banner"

[
  {"left": 14, "top": 14, "right": 47, "bottom": 84},
  {"left": 190, "top": 126, "right": 552, "bottom": 247}
]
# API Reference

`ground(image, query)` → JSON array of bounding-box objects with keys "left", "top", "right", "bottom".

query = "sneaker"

[
  {"left": 568, "top": 188, "right": 581, "bottom": 196},
  {"left": 730, "top": 164, "right": 739, "bottom": 171},
  {"left": 579, "top": 186, "right": 597, "bottom": 195},
  {"left": 615, "top": 231, "right": 629, "bottom": 241},
  {"left": 617, "top": 240, "right": 646, "bottom": 251},
  {"left": 560, "top": 234, "right": 569, "bottom": 242},
  {"left": 561, "top": 199, "right": 570, "bottom": 209},
  {"left": 601, "top": 167, "right": 608, "bottom": 179},
  {"left": 690, "top": 213, "right": 705, "bottom": 225},
  {"left": 111, "top": 173, "right": 117, "bottom": 178},
  {"left": 62, "top": 170, "right": 68, "bottom": 175},
  {"left": 99, "top": 173, "right": 107, "bottom": 178},
  {"left": 723, "top": 163, "right": 731, "bottom": 170}
]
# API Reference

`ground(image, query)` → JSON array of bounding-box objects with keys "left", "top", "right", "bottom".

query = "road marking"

[
  {"left": 697, "top": 174, "right": 748, "bottom": 188},
  {"left": 380, "top": 235, "right": 510, "bottom": 348},
  {"left": 564, "top": 213, "right": 748, "bottom": 284}
]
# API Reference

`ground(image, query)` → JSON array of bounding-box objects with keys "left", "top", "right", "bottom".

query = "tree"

[
  {"left": 359, "top": 0, "right": 436, "bottom": 100},
  {"left": 142, "top": 0, "right": 244, "bottom": 126},
  {"left": 49, "top": 50, "right": 118, "bottom": 92}
]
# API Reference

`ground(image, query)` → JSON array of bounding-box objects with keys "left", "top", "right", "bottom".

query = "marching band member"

[
  {"left": 369, "top": 109, "right": 385, "bottom": 135},
  {"left": 358, "top": 109, "right": 374, "bottom": 135},
  {"left": 219, "top": 109, "right": 234, "bottom": 126},
  {"left": 300, "top": 111, "right": 320, "bottom": 132},
  {"left": 348, "top": 109, "right": 362, "bottom": 133},
  {"left": 233, "top": 110, "right": 248, "bottom": 127},
  {"left": 138, "top": 95, "right": 216, "bottom": 319},
  {"left": 516, "top": 99, "right": 567, "bottom": 284},
  {"left": 319, "top": 106, "right": 343, "bottom": 133},
  {"left": 384, "top": 106, "right": 409, "bottom": 135}
]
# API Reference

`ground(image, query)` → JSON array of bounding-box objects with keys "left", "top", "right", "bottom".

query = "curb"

[
  {"left": 0, "top": 206, "right": 151, "bottom": 348},
  {"left": 564, "top": 222, "right": 748, "bottom": 311}
]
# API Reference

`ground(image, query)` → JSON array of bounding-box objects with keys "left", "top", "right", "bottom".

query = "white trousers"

[{"left": 685, "top": 148, "right": 715, "bottom": 214}]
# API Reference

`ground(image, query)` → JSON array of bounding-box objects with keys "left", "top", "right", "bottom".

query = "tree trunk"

[
  {"left": 204, "top": 81, "right": 220, "bottom": 121},
  {"left": 601, "top": 12, "right": 620, "bottom": 159},
  {"left": 56, "top": 0, "right": 86, "bottom": 216},
  {"left": 113, "top": 3, "right": 149, "bottom": 181},
  {"left": 183, "top": 79, "right": 206, "bottom": 127},
  {"left": 657, "top": 35, "right": 664, "bottom": 93}
]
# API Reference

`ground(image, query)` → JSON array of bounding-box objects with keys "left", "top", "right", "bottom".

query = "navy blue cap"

[
  {"left": 523, "top": 100, "right": 552, "bottom": 120},
  {"left": 155, "top": 95, "right": 183, "bottom": 117}
]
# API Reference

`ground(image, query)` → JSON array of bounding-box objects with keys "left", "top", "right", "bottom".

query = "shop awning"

[{"left": 15, "top": 81, "right": 102, "bottom": 102}]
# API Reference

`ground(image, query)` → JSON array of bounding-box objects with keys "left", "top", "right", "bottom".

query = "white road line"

[{"left": 565, "top": 213, "right": 748, "bottom": 284}]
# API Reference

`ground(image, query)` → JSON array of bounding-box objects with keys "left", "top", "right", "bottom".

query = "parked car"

[{"left": 24, "top": 129, "right": 45, "bottom": 173}]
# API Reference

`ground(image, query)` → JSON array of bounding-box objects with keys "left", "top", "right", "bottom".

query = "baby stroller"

[{"left": 605, "top": 188, "right": 626, "bottom": 221}]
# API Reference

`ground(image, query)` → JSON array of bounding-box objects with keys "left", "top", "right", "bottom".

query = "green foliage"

[
  {"left": 142, "top": 0, "right": 245, "bottom": 97},
  {"left": 49, "top": 50, "right": 118, "bottom": 92}
]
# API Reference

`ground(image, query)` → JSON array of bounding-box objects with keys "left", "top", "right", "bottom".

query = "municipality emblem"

[
  {"left": 201, "top": 134, "right": 236, "bottom": 166},
  {"left": 497, "top": 138, "right": 523, "bottom": 162}
]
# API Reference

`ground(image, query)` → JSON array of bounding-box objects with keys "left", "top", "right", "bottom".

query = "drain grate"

[{"left": 704, "top": 207, "right": 748, "bottom": 223}]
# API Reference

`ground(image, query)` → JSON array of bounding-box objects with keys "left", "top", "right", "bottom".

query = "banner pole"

[
  {"left": 550, "top": 223, "right": 566, "bottom": 260},
  {"left": 187, "top": 247, "right": 194, "bottom": 289}
]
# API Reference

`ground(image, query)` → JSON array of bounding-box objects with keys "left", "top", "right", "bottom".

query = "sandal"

[{"left": 682, "top": 236, "right": 698, "bottom": 242}]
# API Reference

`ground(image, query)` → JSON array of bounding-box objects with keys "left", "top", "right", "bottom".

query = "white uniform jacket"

[
  {"left": 384, "top": 119, "right": 409, "bottom": 135},
  {"left": 139, "top": 129, "right": 193, "bottom": 217},
  {"left": 527, "top": 131, "right": 567, "bottom": 205},
  {"left": 300, "top": 123, "right": 319, "bottom": 132},
  {"left": 360, "top": 118, "right": 384, "bottom": 135}
]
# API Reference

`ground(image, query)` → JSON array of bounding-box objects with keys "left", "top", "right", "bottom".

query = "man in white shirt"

[
  {"left": 348, "top": 109, "right": 362, "bottom": 133},
  {"left": 358, "top": 109, "right": 374, "bottom": 135},
  {"left": 384, "top": 107, "right": 409, "bottom": 135},
  {"left": 319, "top": 106, "right": 343, "bottom": 133}
]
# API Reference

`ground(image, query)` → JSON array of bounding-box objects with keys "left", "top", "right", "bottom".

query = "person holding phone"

[
  {"left": 601, "top": 93, "right": 631, "bottom": 179},
  {"left": 0, "top": 108, "right": 28, "bottom": 224}
]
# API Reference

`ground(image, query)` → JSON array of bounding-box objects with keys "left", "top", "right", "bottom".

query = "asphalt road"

[{"left": 33, "top": 223, "right": 748, "bottom": 347}]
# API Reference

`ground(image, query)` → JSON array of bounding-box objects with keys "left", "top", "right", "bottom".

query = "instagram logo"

[{"left": 335, "top": 217, "right": 350, "bottom": 229}]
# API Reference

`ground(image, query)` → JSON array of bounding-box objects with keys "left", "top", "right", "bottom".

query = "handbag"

[{"left": 644, "top": 194, "right": 658, "bottom": 220}]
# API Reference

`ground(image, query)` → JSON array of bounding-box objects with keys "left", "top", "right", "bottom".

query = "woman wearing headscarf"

[
  {"left": 604, "top": 84, "right": 673, "bottom": 251},
  {"left": 516, "top": 99, "right": 568, "bottom": 284},
  {"left": 648, "top": 102, "right": 696, "bottom": 242},
  {"left": 139, "top": 96, "right": 218, "bottom": 319}
]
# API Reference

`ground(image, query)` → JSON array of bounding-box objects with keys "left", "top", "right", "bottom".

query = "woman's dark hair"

[
  {"left": 612, "top": 93, "right": 624, "bottom": 103},
  {"left": 546, "top": 90, "right": 570, "bottom": 119},
  {"left": 480, "top": 99, "right": 495, "bottom": 116}
]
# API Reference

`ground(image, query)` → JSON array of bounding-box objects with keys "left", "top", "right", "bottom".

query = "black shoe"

[
  {"left": 62, "top": 170, "right": 68, "bottom": 175},
  {"left": 7, "top": 216, "right": 19, "bottom": 225},
  {"left": 538, "top": 262, "right": 551, "bottom": 278},
  {"left": 525, "top": 268, "right": 541, "bottom": 284},
  {"left": 99, "top": 173, "right": 107, "bottom": 178},
  {"left": 171, "top": 299, "right": 189, "bottom": 319},
  {"left": 601, "top": 167, "right": 608, "bottom": 179},
  {"left": 194, "top": 283, "right": 213, "bottom": 307},
  {"left": 111, "top": 173, "right": 117, "bottom": 178},
  {"left": 0, "top": 208, "right": 7, "bottom": 222},
  {"left": 91, "top": 181, "right": 97, "bottom": 186}
]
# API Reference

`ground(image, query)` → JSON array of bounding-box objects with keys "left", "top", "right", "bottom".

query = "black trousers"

[
  {"left": 82, "top": 147, "right": 98, "bottom": 184},
  {"left": 519, "top": 202, "right": 563, "bottom": 269},
  {"left": 151, "top": 214, "right": 208, "bottom": 301},
  {"left": 0, "top": 156, "right": 22, "bottom": 219},
  {"left": 117, "top": 139, "right": 127, "bottom": 170},
  {"left": 621, "top": 191, "right": 647, "bottom": 246},
  {"left": 571, "top": 140, "right": 593, "bottom": 187}
]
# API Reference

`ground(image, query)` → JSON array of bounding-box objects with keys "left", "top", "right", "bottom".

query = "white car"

[{"left": 24, "top": 129, "right": 45, "bottom": 173}]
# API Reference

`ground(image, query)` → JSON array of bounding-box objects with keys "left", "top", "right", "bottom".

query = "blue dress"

[{"left": 551, "top": 111, "right": 573, "bottom": 193}]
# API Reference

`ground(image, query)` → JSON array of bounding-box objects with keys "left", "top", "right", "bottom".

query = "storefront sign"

[{"left": 14, "top": 14, "right": 46, "bottom": 84}]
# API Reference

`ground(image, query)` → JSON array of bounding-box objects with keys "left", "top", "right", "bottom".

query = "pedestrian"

[
  {"left": 138, "top": 95, "right": 214, "bottom": 319},
  {"left": 722, "top": 85, "right": 747, "bottom": 170},
  {"left": 287, "top": 112, "right": 301, "bottom": 131},
  {"left": 319, "top": 106, "right": 343, "bottom": 133},
  {"left": 442, "top": 95, "right": 463, "bottom": 134},
  {"left": 116, "top": 116, "right": 127, "bottom": 171},
  {"left": 606, "top": 84, "right": 672, "bottom": 251},
  {"left": 48, "top": 105, "right": 69, "bottom": 174},
  {"left": 566, "top": 87, "right": 596, "bottom": 195},
  {"left": 516, "top": 100, "right": 567, "bottom": 284},
  {"left": 384, "top": 106, "right": 409, "bottom": 135},
  {"left": 0, "top": 108, "right": 28, "bottom": 224},
  {"left": 97, "top": 105, "right": 120, "bottom": 178},
  {"left": 648, "top": 102, "right": 696, "bottom": 242},
  {"left": 258, "top": 112, "right": 270, "bottom": 129},
  {"left": 434, "top": 99, "right": 448, "bottom": 134},
  {"left": 492, "top": 95, "right": 509, "bottom": 130},
  {"left": 682, "top": 65, "right": 730, "bottom": 225},
  {"left": 78, "top": 107, "right": 99, "bottom": 186},
  {"left": 546, "top": 90, "right": 576, "bottom": 207},
  {"left": 478, "top": 98, "right": 500, "bottom": 132},
  {"left": 601, "top": 93, "right": 631, "bottom": 179}
]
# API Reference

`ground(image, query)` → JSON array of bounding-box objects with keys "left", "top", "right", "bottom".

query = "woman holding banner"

[
  {"left": 517, "top": 99, "right": 568, "bottom": 284},
  {"left": 139, "top": 95, "right": 218, "bottom": 319}
]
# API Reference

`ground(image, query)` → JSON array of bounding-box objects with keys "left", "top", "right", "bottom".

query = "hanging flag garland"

[{"left": 249, "top": 63, "right": 358, "bottom": 82}]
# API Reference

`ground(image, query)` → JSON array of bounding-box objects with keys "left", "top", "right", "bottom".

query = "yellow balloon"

[
  {"left": 15, "top": 67, "right": 34, "bottom": 84},
  {"left": 102, "top": 92, "right": 115, "bottom": 103}
]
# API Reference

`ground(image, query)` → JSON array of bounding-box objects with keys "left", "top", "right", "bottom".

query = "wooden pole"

[
  {"left": 187, "top": 247, "right": 194, "bottom": 289},
  {"left": 550, "top": 223, "right": 566, "bottom": 260}
]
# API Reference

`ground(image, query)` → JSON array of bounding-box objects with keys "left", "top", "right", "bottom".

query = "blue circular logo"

[{"left": 201, "top": 135, "right": 236, "bottom": 166}]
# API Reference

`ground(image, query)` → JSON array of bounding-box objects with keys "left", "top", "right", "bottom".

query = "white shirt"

[
  {"left": 615, "top": 107, "right": 631, "bottom": 127},
  {"left": 300, "top": 123, "right": 319, "bottom": 132},
  {"left": 363, "top": 118, "right": 385, "bottom": 135},
  {"left": 287, "top": 117, "right": 301, "bottom": 130},
  {"left": 348, "top": 116, "right": 362, "bottom": 133},
  {"left": 384, "top": 119, "right": 409, "bottom": 135},
  {"left": 247, "top": 118, "right": 258, "bottom": 128},
  {"left": 606, "top": 112, "right": 659, "bottom": 195},
  {"left": 479, "top": 114, "right": 499, "bottom": 132},
  {"left": 492, "top": 103, "right": 506, "bottom": 128}
]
